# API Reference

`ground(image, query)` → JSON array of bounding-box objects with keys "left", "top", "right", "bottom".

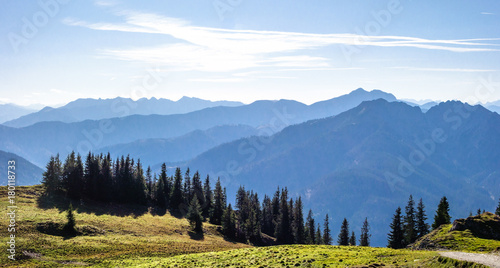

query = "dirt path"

[{"left": 439, "top": 251, "right": 500, "bottom": 268}]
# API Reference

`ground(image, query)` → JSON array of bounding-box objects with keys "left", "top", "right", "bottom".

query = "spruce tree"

[
  {"left": 403, "top": 195, "right": 417, "bottom": 245},
  {"left": 293, "top": 197, "right": 305, "bottom": 244},
  {"left": 170, "top": 167, "right": 184, "bottom": 211},
  {"left": 210, "top": 177, "right": 225, "bottom": 225},
  {"left": 192, "top": 171, "right": 205, "bottom": 209},
  {"left": 202, "top": 175, "right": 213, "bottom": 219},
  {"left": 315, "top": 223, "right": 323, "bottom": 245},
  {"left": 222, "top": 204, "right": 236, "bottom": 239},
  {"left": 387, "top": 207, "right": 404, "bottom": 249},
  {"left": 337, "top": 218, "right": 349, "bottom": 246},
  {"left": 416, "top": 198, "right": 429, "bottom": 239},
  {"left": 276, "top": 188, "right": 291, "bottom": 244},
  {"left": 359, "top": 217, "right": 370, "bottom": 246},
  {"left": 349, "top": 231, "right": 356, "bottom": 246},
  {"left": 64, "top": 203, "right": 77, "bottom": 235},
  {"left": 42, "top": 155, "right": 62, "bottom": 194},
  {"left": 145, "top": 166, "right": 153, "bottom": 201},
  {"left": 160, "top": 163, "right": 170, "bottom": 207},
  {"left": 496, "top": 198, "right": 500, "bottom": 216},
  {"left": 187, "top": 196, "right": 203, "bottom": 233},
  {"left": 261, "top": 195, "right": 274, "bottom": 236},
  {"left": 323, "top": 214, "right": 332, "bottom": 245},
  {"left": 432, "top": 196, "right": 451, "bottom": 230},
  {"left": 183, "top": 168, "right": 192, "bottom": 204},
  {"left": 305, "top": 209, "right": 315, "bottom": 244}
]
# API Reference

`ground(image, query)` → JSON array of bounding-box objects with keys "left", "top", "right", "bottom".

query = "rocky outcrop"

[{"left": 450, "top": 212, "right": 500, "bottom": 241}]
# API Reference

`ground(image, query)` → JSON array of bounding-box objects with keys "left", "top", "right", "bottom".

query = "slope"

[
  {"left": 186, "top": 99, "right": 500, "bottom": 246},
  {"left": 0, "top": 150, "right": 44, "bottom": 186},
  {"left": 0, "top": 185, "right": 249, "bottom": 267}
]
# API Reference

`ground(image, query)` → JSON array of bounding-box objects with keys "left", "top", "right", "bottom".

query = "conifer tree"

[
  {"left": 64, "top": 203, "right": 77, "bottom": 235},
  {"left": 416, "top": 198, "right": 429, "bottom": 239},
  {"left": 359, "top": 217, "right": 370, "bottom": 246},
  {"left": 160, "top": 163, "right": 170, "bottom": 207},
  {"left": 170, "top": 167, "right": 184, "bottom": 211},
  {"left": 404, "top": 195, "right": 417, "bottom": 245},
  {"left": 261, "top": 195, "right": 274, "bottom": 236},
  {"left": 293, "top": 197, "right": 305, "bottom": 244},
  {"left": 191, "top": 171, "right": 205, "bottom": 209},
  {"left": 183, "top": 168, "right": 191, "bottom": 204},
  {"left": 187, "top": 196, "right": 203, "bottom": 233},
  {"left": 387, "top": 207, "right": 405, "bottom": 249},
  {"left": 210, "top": 177, "right": 225, "bottom": 225},
  {"left": 222, "top": 204, "right": 236, "bottom": 239},
  {"left": 202, "top": 175, "right": 213, "bottom": 219},
  {"left": 99, "top": 154, "right": 113, "bottom": 202},
  {"left": 42, "top": 154, "right": 62, "bottom": 194},
  {"left": 305, "top": 209, "right": 315, "bottom": 244},
  {"left": 349, "top": 231, "right": 356, "bottom": 246},
  {"left": 145, "top": 166, "right": 153, "bottom": 201},
  {"left": 338, "top": 218, "right": 349, "bottom": 246},
  {"left": 323, "top": 214, "right": 332, "bottom": 245},
  {"left": 276, "top": 188, "right": 292, "bottom": 244},
  {"left": 315, "top": 223, "right": 323, "bottom": 245},
  {"left": 432, "top": 196, "right": 451, "bottom": 230},
  {"left": 271, "top": 187, "right": 281, "bottom": 234}
]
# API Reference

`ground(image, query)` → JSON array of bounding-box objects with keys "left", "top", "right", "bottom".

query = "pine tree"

[
  {"left": 305, "top": 209, "right": 315, "bottom": 244},
  {"left": 202, "top": 175, "right": 213, "bottom": 219},
  {"left": 210, "top": 177, "right": 225, "bottom": 225},
  {"left": 99, "top": 154, "right": 113, "bottom": 202},
  {"left": 276, "top": 188, "right": 292, "bottom": 244},
  {"left": 42, "top": 154, "right": 62, "bottom": 194},
  {"left": 64, "top": 203, "right": 77, "bottom": 235},
  {"left": 183, "top": 168, "right": 191, "bottom": 204},
  {"left": 191, "top": 171, "right": 205, "bottom": 209},
  {"left": 315, "top": 223, "right": 322, "bottom": 245},
  {"left": 323, "top": 214, "right": 332, "bottom": 245},
  {"left": 337, "top": 218, "right": 349, "bottom": 246},
  {"left": 416, "top": 198, "right": 429, "bottom": 239},
  {"left": 387, "top": 207, "right": 405, "bottom": 249},
  {"left": 496, "top": 198, "right": 500, "bottom": 216},
  {"left": 359, "top": 217, "right": 370, "bottom": 246},
  {"left": 349, "top": 231, "right": 356, "bottom": 246},
  {"left": 145, "top": 166, "right": 153, "bottom": 201},
  {"left": 222, "top": 204, "right": 236, "bottom": 239},
  {"left": 170, "top": 167, "right": 184, "bottom": 211},
  {"left": 160, "top": 163, "right": 170, "bottom": 207},
  {"left": 293, "top": 197, "right": 305, "bottom": 244},
  {"left": 403, "top": 195, "right": 417, "bottom": 245},
  {"left": 187, "top": 196, "right": 203, "bottom": 233},
  {"left": 133, "top": 159, "right": 147, "bottom": 205},
  {"left": 432, "top": 196, "right": 451, "bottom": 230},
  {"left": 261, "top": 195, "right": 274, "bottom": 236}
]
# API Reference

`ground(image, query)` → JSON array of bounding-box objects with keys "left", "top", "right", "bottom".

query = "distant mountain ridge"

[
  {"left": 3, "top": 96, "right": 244, "bottom": 128},
  {"left": 0, "top": 104, "right": 38, "bottom": 124},
  {"left": 0, "top": 88, "right": 399, "bottom": 167}
]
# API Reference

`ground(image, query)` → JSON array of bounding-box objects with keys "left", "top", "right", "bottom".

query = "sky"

[{"left": 1, "top": 0, "right": 500, "bottom": 106}]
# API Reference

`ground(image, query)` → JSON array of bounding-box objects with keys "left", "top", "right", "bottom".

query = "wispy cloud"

[
  {"left": 391, "top": 67, "right": 498, "bottom": 72},
  {"left": 63, "top": 11, "right": 500, "bottom": 72},
  {"left": 481, "top": 12, "right": 494, "bottom": 15}
]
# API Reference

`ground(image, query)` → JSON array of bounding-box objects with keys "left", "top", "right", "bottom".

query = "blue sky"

[{"left": 1, "top": 0, "right": 500, "bottom": 106}]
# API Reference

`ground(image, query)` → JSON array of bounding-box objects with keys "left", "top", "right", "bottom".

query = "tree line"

[{"left": 42, "top": 152, "right": 372, "bottom": 246}]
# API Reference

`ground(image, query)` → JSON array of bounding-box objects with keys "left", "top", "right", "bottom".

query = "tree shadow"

[
  {"left": 36, "top": 192, "right": 149, "bottom": 218},
  {"left": 188, "top": 231, "right": 204, "bottom": 240}
]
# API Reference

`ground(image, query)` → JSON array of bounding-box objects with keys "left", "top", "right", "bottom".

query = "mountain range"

[
  {"left": 3, "top": 96, "right": 244, "bottom": 128},
  {"left": 183, "top": 99, "right": 500, "bottom": 246},
  {"left": 0, "top": 88, "right": 398, "bottom": 167}
]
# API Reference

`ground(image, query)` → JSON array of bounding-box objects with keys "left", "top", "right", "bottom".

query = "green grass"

[
  {"left": 94, "top": 245, "right": 487, "bottom": 268},
  {"left": 411, "top": 224, "right": 500, "bottom": 252},
  {"left": 0, "top": 185, "right": 249, "bottom": 267},
  {"left": 0, "top": 185, "right": 493, "bottom": 267}
]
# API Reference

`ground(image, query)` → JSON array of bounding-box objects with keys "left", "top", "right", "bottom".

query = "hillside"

[
  {"left": 0, "top": 150, "right": 43, "bottom": 186},
  {"left": 185, "top": 99, "right": 500, "bottom": 246},
  {"left": 0, "top": 185, "right": 249, "bottom": 267},
  {"left": 411, "top": 213, "right": 500, "bottom": 252}
]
